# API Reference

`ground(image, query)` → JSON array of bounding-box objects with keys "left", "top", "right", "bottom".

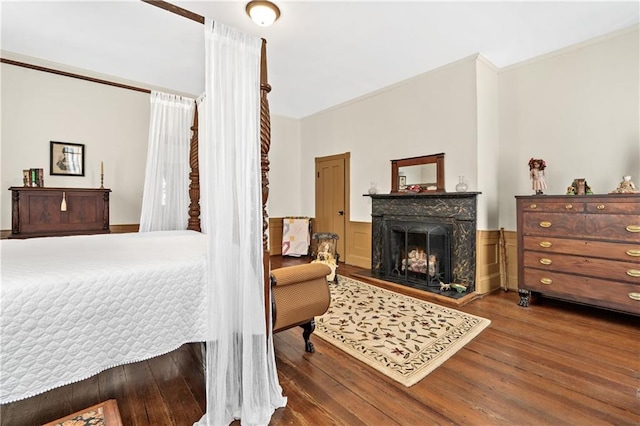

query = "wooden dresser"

[
  {"left": 9, "top": 187, "right": 111, "bottom": 239},
  {"left": 516, "top": 194, "right": 640, "bottom": 315}
]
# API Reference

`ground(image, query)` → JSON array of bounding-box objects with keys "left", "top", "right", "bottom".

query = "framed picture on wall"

[{"left": 50, "top": 141, "right": 85, "bottom": 176}]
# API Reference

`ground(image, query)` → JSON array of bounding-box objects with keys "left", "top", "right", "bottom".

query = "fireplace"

[
  {"left": 368, "top": 192, "right": 479, "bottom": 297},
  {"left": 386, "top": 220, "right": 452, "bottom": 289}
]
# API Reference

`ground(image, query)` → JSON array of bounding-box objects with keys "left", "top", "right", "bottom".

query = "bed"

[
  {"left": 1, "top": 231, "right": 208, "bottom": 403},
  {"left": 1, "top": 22, "right": 277, "bottom": 405}
]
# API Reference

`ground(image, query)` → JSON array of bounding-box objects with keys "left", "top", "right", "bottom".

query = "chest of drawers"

[
  {"left": 9, "top": 187, "right": 111, "bottom": 238},
  {"left": 516, "top": 194, "right": 640, "bottom": 315}
]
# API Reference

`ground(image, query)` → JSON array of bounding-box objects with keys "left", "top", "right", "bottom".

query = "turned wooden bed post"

[
  {"left": 260, "top": 38, "right": 273, "bottom": 334},
  {"left": 187, "top": 103, "right": 201, "bottom": 232}
]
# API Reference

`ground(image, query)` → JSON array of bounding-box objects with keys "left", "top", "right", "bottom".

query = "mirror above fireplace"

[{"left": 391, "top": 153, "right": 445, "bottom": 193}]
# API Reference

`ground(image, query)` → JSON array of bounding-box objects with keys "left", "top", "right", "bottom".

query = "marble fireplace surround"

[{"left": 368, "top": 192, "right": 480, "bottom": 293}]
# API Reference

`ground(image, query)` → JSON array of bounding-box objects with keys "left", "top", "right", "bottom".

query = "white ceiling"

[{"left": 2, "top": 1, "right": 638, "bottom": 118}]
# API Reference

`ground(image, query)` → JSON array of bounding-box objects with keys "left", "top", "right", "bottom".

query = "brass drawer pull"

[
  {"left": 540, "top": 278, "right": 552, "bottom": 285},
  {"left": 529, "top": 204, "right": 537, "bottom": 209},
  {"left": 626, "top": 269, "right": 640, "bottom": 278},
  {"left": 597, "top": 204, "right": 605, "bottom": 210},
  {"left": 626, "top": 249, "right": 640, "bottom": 257},
  {"left": 626, "top": 225, "right": 640, "bottom": 233},
  {"left": 539, "top": 241, "right": 553, "bottom": 248},
  {"left": 629, "top": 292, "right": 640, "bottom": 301},
  {"left": 539, "top": 221, "right": 552, "bottom": 228},
  {"left": 540, "top": 258, "right": 552, "bottom": 265},
  {"left": 565, "top": 204, "right": 573, "bottom": 210}
]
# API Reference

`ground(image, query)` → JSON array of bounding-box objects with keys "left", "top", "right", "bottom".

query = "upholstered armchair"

[{"left": 270, "top": 263, "right": 332, "bottom": 352}]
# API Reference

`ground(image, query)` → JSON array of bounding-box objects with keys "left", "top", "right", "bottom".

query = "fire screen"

[{"left": 385, "top": 222, "right": 452, "bottom": 288}]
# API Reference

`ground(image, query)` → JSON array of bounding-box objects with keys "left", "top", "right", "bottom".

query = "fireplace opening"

[{"left": 385, "top": 222, "right": 452, "bottom": 290}]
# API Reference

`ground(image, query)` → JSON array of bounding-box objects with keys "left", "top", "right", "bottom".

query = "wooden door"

[{"left": 315, "top": 154, "right": 348, "bottom": 257}]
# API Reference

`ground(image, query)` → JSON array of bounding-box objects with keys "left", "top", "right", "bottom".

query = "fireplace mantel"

[
  {"left": 367, "top": 191, "right": 480, "bottom": 295},
  {"left": 366, "top": 192, "right": 481, "bottom": 200}
]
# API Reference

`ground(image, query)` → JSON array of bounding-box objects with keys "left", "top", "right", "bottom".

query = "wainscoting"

[
  {"left": 474, "top": 230, "right": 518, "bottom": 293},
  {"left": 345, "top": 221, "right": 371, "bottom": 268},
  {"left": 340, "top": 223, "right": 518, "bottom": 295},
  {"left": 268, "top": 217, "right": 284, "bottom": 255},
  {"left": 476, "top": 230, "right": 501, "bottom": 294}
]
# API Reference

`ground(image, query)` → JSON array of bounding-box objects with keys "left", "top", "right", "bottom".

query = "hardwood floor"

[{"left": 2, "top": 256, "right": 638, "bottom": 425}]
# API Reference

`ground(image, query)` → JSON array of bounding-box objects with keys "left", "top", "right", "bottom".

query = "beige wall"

[
  {"left": 267, "top": 114, "right": 302, "bottom": 218},
  {"left": 476, "top": 58, "right": 500, "bottom": 229},
  {"left": 277, "top": 26, "right": 639, "bottom": 234},
  {"left": 299, "top": 55, "right": 479, "bottom": 224},
  {"left": 1, "top": 60, "right": 150, "bottom": 229},
  {"left": 498, "top": 26, "right": 639, "bottom": 230}
]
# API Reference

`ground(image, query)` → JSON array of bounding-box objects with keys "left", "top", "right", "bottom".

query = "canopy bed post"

[
  {"left": 260, "top": 39, "right": 272, "bottom": 250},
  {"left": 260, "top": 38, "right": 273, "bottom": 332},
  {"left": 187, "top": 103, "right": 201, "bottom": 232}
]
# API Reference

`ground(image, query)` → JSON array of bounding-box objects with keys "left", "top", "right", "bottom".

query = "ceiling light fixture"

[{"left": 246, "top": 0, "right": 281, "bottom": 27}]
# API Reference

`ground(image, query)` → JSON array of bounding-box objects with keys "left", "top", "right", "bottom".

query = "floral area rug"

[
  {"left": 43, "top": 399, "right": 123, "bottom": 426},
  {"left": 315, "top": 276, "right": 491, "bottom": 387}
]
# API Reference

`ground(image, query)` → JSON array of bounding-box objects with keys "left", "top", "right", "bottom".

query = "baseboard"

[
  {"left": 110, "top": 224, "right": 139, "bottom": 234},
  {"left": 1, "top": 224, "right": 139, "bottom": 239}
]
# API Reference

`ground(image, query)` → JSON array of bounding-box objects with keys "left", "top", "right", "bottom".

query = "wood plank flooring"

[{"left": 2, "top": 256, "right": 638, "bottom": 425}]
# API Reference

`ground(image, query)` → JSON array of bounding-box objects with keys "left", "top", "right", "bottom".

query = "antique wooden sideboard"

[
  {"left": 516, "top": 194, "right": 640, "bottom": 315},
  {"left": 9, "top": 187, "right": 111, "bottom": 239}
]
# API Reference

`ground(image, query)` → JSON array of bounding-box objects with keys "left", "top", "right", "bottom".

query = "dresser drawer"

[
  {"left": 523, "top": 201, "right": 584, "bottom": 213},
  {"left": 585, "top": 214, "right": 640, "bottom": 243},
  {"left": 522, "top": 213, "right": 585, "bottom": 237},
  {"left": 523, "top": 251, "right": 640, "bottom": 284},
  {"left": 522, "top": 268, "right": 640, "bottom": 315},
  {"left": 586, "top": 201, "right": 640, "bottom": 214},
  {"left": 523, "top": 236, "right": 640, "bottom": 262}
]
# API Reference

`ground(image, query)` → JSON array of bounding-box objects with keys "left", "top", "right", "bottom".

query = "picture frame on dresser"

[{"left": 50, "top": 141, "right": 85, "bottom": 176}]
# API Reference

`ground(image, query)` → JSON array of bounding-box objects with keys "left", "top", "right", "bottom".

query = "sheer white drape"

[
  {"left": 195, "top": 20, "right": 286, "bottom": 426},
  {"left": 139, "top": 91, "right": 195, "bottom": 232}
]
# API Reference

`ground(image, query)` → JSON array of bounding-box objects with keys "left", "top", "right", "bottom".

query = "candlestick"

[{"left": 100, "top": 161, "right": 104, "bottom": 189}]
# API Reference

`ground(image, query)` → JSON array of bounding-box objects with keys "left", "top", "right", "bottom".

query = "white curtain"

[
  {"left": 195, "top": 19, "right": 286, "bottom": 426},
  {"left": 139, "top": 91, "right": 195, "bottom": 232}
]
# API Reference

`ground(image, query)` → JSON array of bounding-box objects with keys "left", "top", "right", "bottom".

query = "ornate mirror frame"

[{"left": 391, "top": 153, "right": 445, "bottom": 193}]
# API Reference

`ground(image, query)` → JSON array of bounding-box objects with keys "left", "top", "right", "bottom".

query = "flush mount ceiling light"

[{"left": 246, "top": 0, "right": 281, "bottom": 27}]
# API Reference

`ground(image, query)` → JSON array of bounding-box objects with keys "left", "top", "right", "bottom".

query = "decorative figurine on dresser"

[
  {"left": 528, "top": 158, "right": 547, "bottom": 195},
  {"left": 9, "top": 187, "right": 111, "bottom": 238},
  {"left": 611, "top": 176, "right": 639, "bottom": 194},
  {"left": 515, "top": 193, "right": 640, "bottom": 315}
]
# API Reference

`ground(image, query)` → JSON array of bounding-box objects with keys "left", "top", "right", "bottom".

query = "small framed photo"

[
  {"left": 50, "top": 141, "right": 85, "bottom": 176},
  {"left": 398, "top": 175, "right": 407, "bottom": 189}
]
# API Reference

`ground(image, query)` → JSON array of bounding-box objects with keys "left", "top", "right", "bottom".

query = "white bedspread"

[{"left": 0, "top": 230, "right": 208, "bottom": 404}]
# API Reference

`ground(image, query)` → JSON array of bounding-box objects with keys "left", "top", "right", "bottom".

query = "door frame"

[{"left": 314, "top": 152, "right": 350, "bottom": 260}]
